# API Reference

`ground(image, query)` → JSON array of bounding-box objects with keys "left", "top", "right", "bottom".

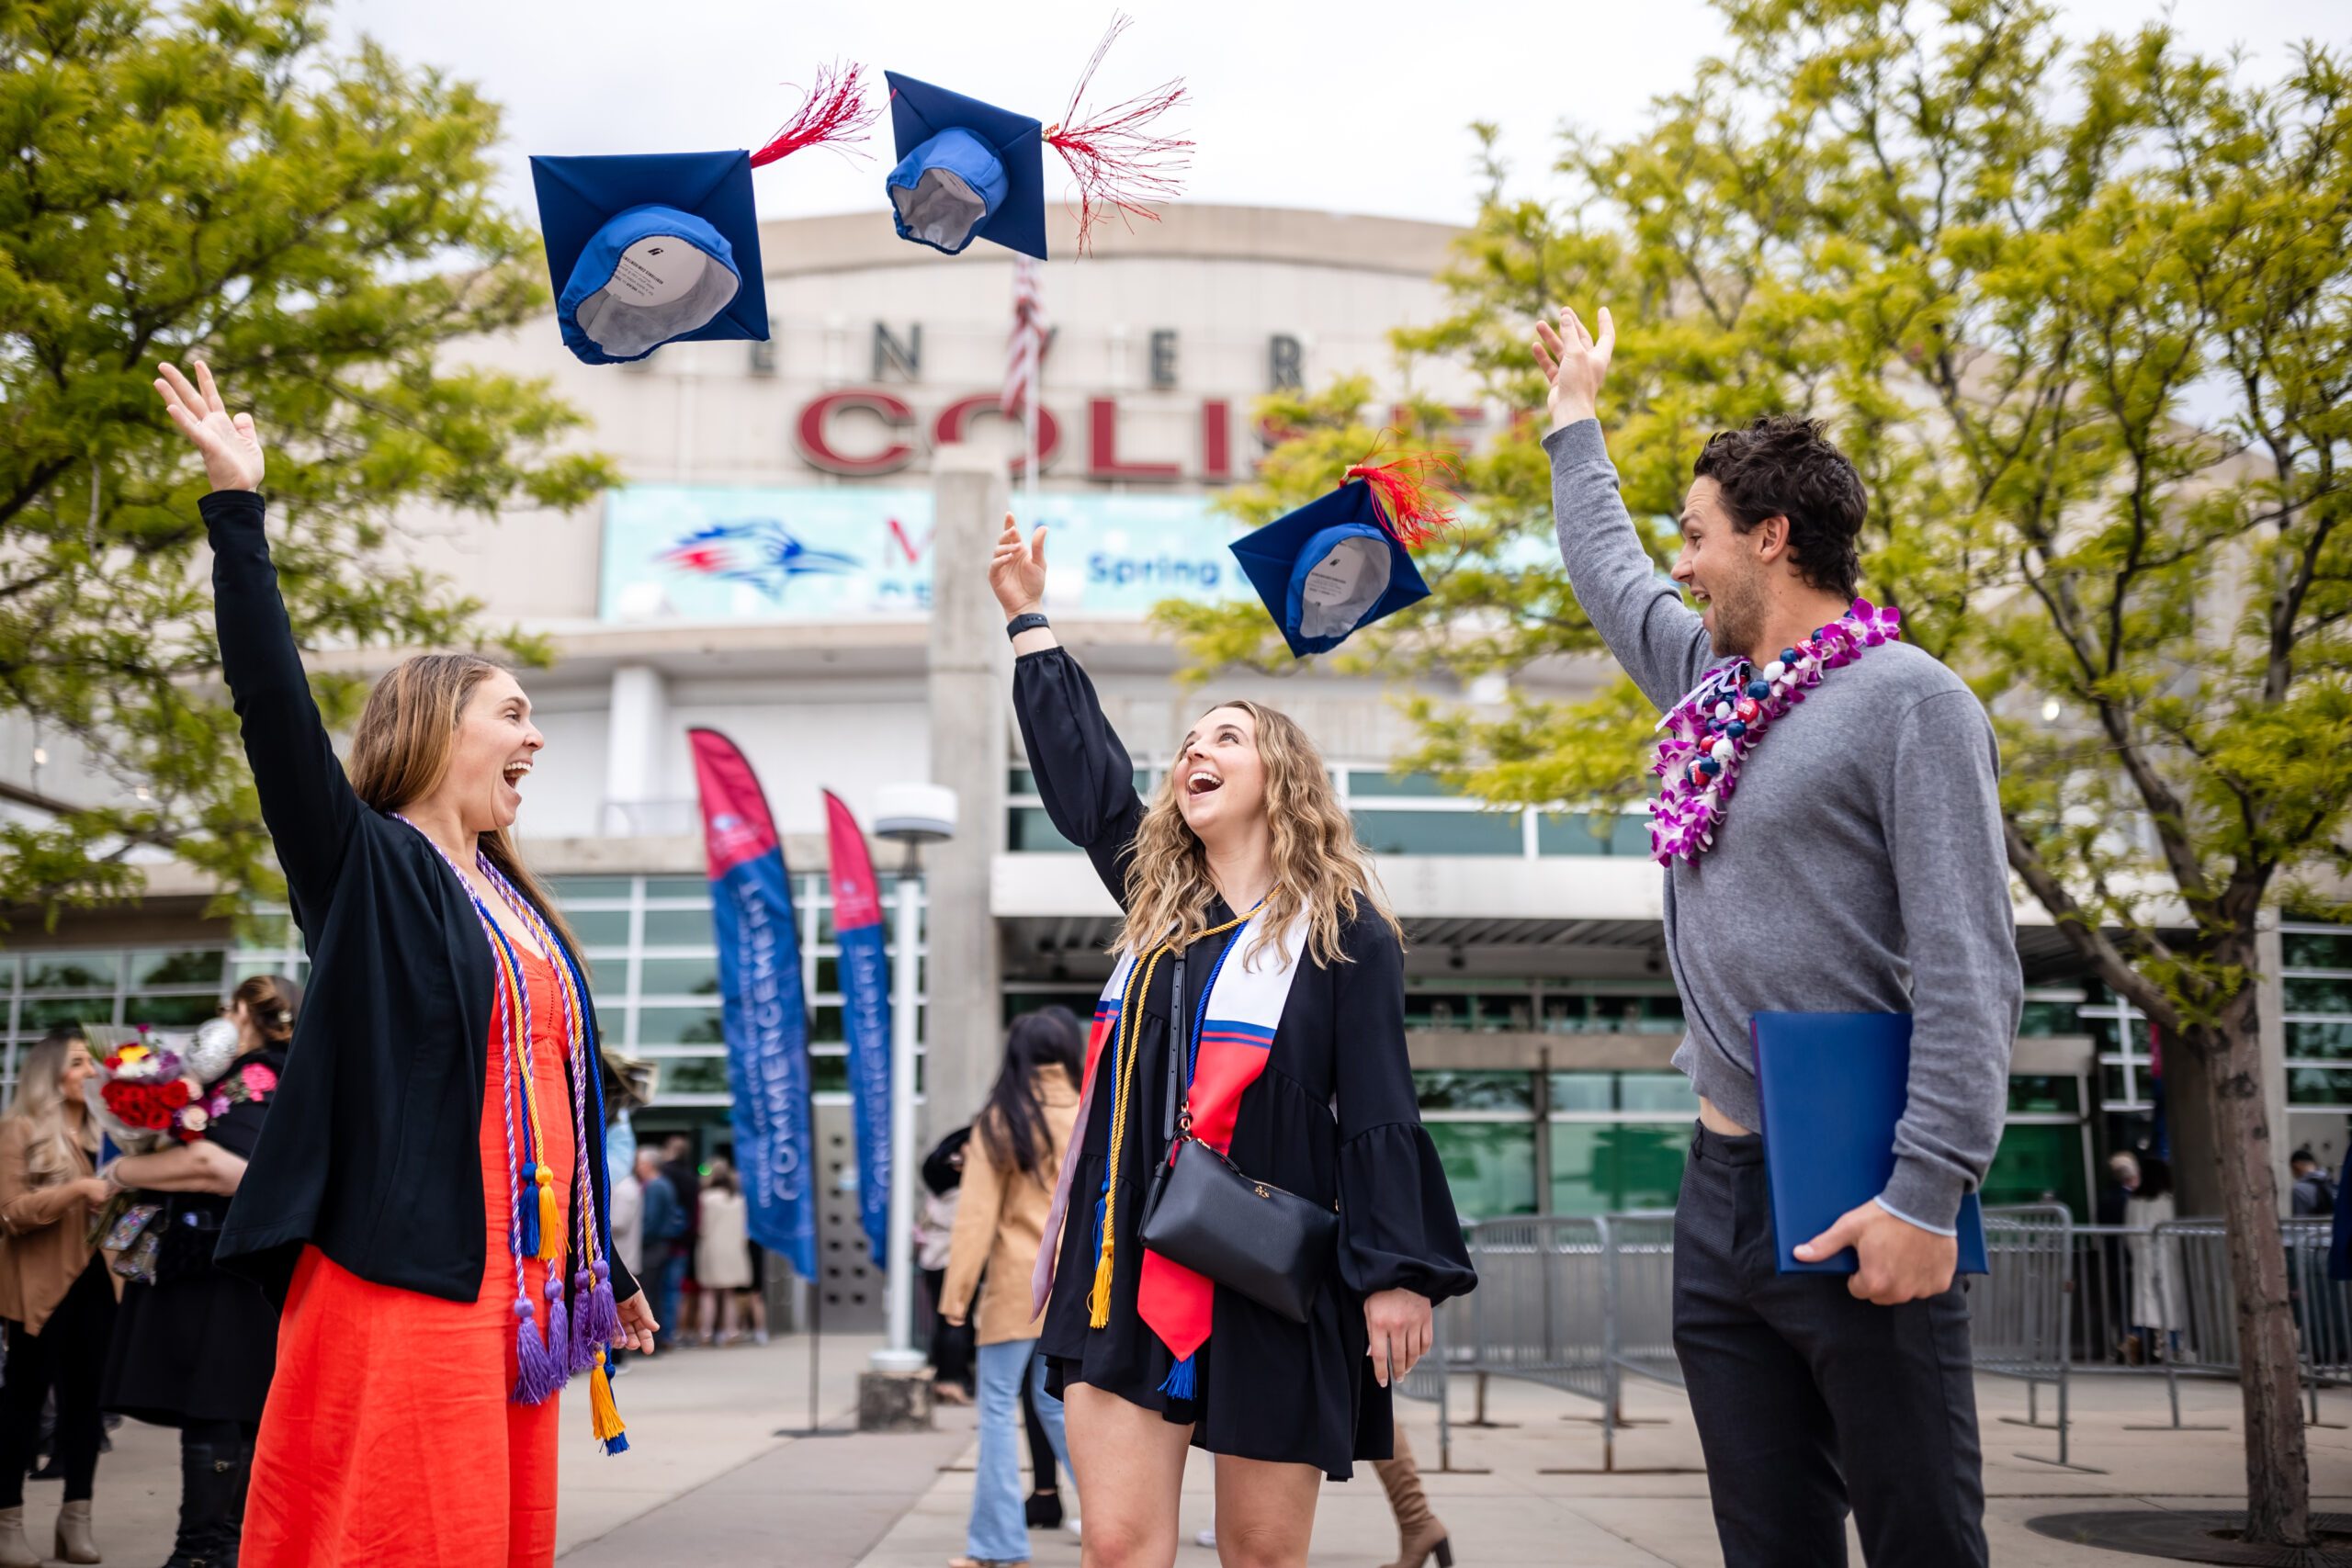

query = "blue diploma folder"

[{"left": 1751, "top": 1010, "right": 1989, "bottom": 1276}]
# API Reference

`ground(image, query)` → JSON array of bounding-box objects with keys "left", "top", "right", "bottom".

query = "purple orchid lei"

[{"left": 1648, "top": 598, "right": 1904, "bottom": 864}]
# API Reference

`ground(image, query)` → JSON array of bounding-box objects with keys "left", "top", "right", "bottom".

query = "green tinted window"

[
  {"left": 1008, "top": 807, "right": 1080, "bottom": 852},
  {"left": 644, "top": 877, "right": 707, "bottom": 902},
  {"left": 133, "top": 950, "right": 223, "bottom": 988},
  {"left": 1352, "top": 809, "right": 1522, "bottom": 857},
  {"left": 2007, "top": 1075, "right": 2081, "bottom": 1114},
  {"left": 1347, "top": 770, "right": 1450, "bottom": 798},
  {"left": 1412, "top": 1070, "right": 1534, "bottom": 1112},
  {"left": 650, "top": 1054, "right": 730, "bottom": 1096},
  {"left": 2289, "top": 1066, "right": 2352, "bottom": 1106},
  {"left": 1424, "top": 1122, "right": 1537, "bottom": 1222},
  {"left": 639, "top": 957, "right": 720, "bottom": 998},
  {"left": 1981, "top": 1122, "right": 2088, "bottom": 1216},
  {"left": 642, "top": 908, "right": 715, "bottom": 948},
  {"left": 1549, "top": 1122, "right": 1687, "bottom": 1214},
  {"left": 568, "top": 909, "right": 633, "bottom": 950},
  {"left": 2288, "top": 1021, "right": 2352, "bottom": 1061},
  {"left": 2284, "top": 931, "right": 2352, "bottom": 970},
  {"left": 1535, "top": 811, "right": 1650, "bottom": 856},
  {"left": 127, "top": 995, "right": 221, "bottom": 1028},
  {"left": 550, "top": 876, "right": 634, "bottom": 901},
  {"left": 2286, "top": 978, "right": 2352, "bottom": 1015},
  {"left": 638, "top": 1007, "right": 726, "bottom": 1045},
  {"left": 23, "top": 953, "right": 119, "bottom": 993},
  {"left": 2018, "top": 999, "right": 2081, "bottom": 1037}
]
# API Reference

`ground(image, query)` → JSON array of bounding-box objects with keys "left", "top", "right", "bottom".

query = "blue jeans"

[
  {"left": 652, "top": 1250, "right": 687, "bottom": 1346},
  {"left": 969, "top": 1339, "right": 1071, "bottom": 1562}
]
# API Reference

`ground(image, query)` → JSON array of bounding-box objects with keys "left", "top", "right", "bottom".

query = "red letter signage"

[
  {"left": 1087, "top": 397, "right": 1181, "bottom": 482},
  {"left": 797, "top": 390, "right": 917, "bottom": 476},
  {"left": 933, "top": 394, "right": 1063, "bottom": 478}
]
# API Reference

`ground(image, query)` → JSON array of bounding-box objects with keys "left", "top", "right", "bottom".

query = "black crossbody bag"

[{"left": 1137, "top": 951, "right": 1338, "bottom": 1325}]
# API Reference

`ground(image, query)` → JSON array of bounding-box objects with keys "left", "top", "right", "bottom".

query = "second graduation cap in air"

[
  {"left": 1230, "top": 451, "right": 1460, "bottom": 660},
  {"left": 531, "top": 64, "right": 881, "bottom": 366},
  {"left": 884, "top": 16, "right": 1190, "bottom": 259}
]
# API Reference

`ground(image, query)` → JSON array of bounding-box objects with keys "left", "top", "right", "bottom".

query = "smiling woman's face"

[
  {"left": 1174, "top": 705, "right": 1266, "bottom": 840},
  {"left": 447, "top": 671, "right": 545, "bottom": 834}
]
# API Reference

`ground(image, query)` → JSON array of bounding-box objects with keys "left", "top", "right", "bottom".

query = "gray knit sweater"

[{"left": 1546, "top": 419, "right": 2021, "bottom": 1230}]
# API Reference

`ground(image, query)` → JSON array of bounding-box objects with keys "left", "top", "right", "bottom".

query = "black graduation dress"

[
  {"left": 102, "top": 1047, "right": 289, "bottom": 1427},
  {"left": 1015, "top": 647, "right": 1476, "bottom": 1481}
]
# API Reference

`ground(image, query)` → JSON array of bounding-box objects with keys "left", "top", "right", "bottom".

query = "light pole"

[{"left": 868, "top": 783, "right": 956, "bottom": 1375}]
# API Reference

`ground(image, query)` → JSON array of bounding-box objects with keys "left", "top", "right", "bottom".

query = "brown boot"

[
  {"left": 0, "top": 1506, "right": 38, "bottom": 1568},
  {"left": 54, "top": 1497, "right": 100, "bottom": 1564},
  {"left": 1373, "top": 1425, "right": 1453, "bottom": 1568}
]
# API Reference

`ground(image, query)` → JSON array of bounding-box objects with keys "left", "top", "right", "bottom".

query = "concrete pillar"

[
  {"left": 604, "top": 664, "right": 671, "bottom": 835},
  {"left": 923, "top": 445, "right": 1011, "bottom": 1144}
]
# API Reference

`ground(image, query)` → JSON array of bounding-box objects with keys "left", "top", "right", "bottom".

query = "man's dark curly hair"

[{"left": 1690, "top": 416, "right": 1867, "bottom": 601}]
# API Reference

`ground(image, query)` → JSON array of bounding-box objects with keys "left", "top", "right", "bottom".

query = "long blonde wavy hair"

[
  {"left": 1114, "top": 699, "right": 1402, "bottom": 970},
  {"left": 347, "top": 653, "right": 583, "bottom": 960},
  {"left": 6, "top": 1032, "right": 98, "bottom": 1190}
]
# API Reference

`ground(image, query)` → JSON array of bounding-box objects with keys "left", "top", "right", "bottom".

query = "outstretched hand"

[
  {"left": 989, "top": 511, "right": 1047, "bottom": 620},
  {"left": 1531, "top": 304, "right": 1616, "bottom": 434},
  {"left": 155, "top": 361, "right": 265, "bottom": 492}
]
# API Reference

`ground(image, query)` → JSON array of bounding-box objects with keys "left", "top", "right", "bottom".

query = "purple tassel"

[
  {"left": 570, "top": 1263, "right": 623, "bottom": 1375},
  {"left": 512, "top": 1294, "right": 565, "bottom": 1405},
  {"left": 586, "top": 1260, "right": 624, "bottom": 1348},
  {"left": 543, "top": 1271, "right": 571, "bottom": 1384}
]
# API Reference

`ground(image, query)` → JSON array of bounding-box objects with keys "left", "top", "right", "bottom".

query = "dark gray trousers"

[{"left": 1671, "top": 1123, "right": 1987, "bottom": 1568}]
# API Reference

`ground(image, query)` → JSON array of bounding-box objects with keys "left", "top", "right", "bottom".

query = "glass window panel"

[
  {"left": 1008, "top": 807, "right": 1081, "bottom": 853},
  {"left": 2289, "top": 1066, "right": 2352, "bottom": 1107},
  {"left": 1549, "top": 1123, "right": 1688, "bottom": 1214},
  {"left": 20, "top": 998, "right": 114, "bottom": 1031},
  {"left": 814, "top": 956, "right": 841, "bottom": 996},
  {"left": 653, "top": 1054, "right": 731, "bottom": 1096},
  {"left": 1347, "top": 770, "right": 1450, "bottom": 798},
  {"left": 808, "top": 1005, "right": 845, "bottom": 1045},
  {"left": 24, "top": 953, "right": 119, "bottom": 992},
  {"left": 1404, "top": 992, "right": 1476, "bottom": 1032},
  {"left": 639, "top": 957, "right": 720, "bottom": 998},
  {"left": 133, "top": 950, "right": 223, "bottom": 989},
  {"left": 2287, "top": 1021, "right": 2352, "bottom": 1062},
  {"left": 1411, "top": 1070, "right": 1533, "bottom": 1112},
  {"left": 2098, "top": 1063, "right": 2142, "bottom": 1106},
  {"left": 1468, "top": 993, "right": 1535, "bottom": 1032},
  {"left": 1422, "top": 1122, "right": 1537, "bottom": 1222},
  {"left": 233, "top": 959, "right": 309, "bottom": 985},
  {"left": 2285, "top": 978, "right": 2352, "bottom": 1015},
  {"left": 236, "top": 915, "right": 295, "bottom": 951},
  {"left": 1351, "top": 809, "right": 1523, "bottom": 858},
  {"left": 1583, "top": 994, "right": 1684, "bottom": 1034},
  {"left": 127, "top": 995, "right": 223, "bottom": 1028},
  {"left": 642, "top": 908, "right": 715, "bottom": 948},
  {"left": 1535, "top": 811, "right": 1649, "bottom": 857},
  {"left": 639, "top": 1007, "right": 726, "bottom": 1046},
  {"left": 2283, "top": 931, "right": 2352, "bottom": 970},
  {"left": 1546, "top": 1072, "right": 1613, "bottom": 1112},
  {"left": 567, "top": 909, "right": 633, "bottom": 949},
  {"left": 0, "top": 954, "right": 13, "bottom": 985},
  {"left": 1982, "top": 1122, "right": 2089, "bottom": 1217},
  {"left": 1008, "top": 769, "right": 1037, "bottom": 795},
  {"left": 550, "top": 876, "right": 635, "bottom": 901},
  {"left": 2007, "top": 1075, "right": 2081, "bottom": 1114},
  {"left": 1541, "top": 997, "right": 1590, "bottom": 1034},
  {"left": 644, "top": 877, "right": 707, "bottom": 902},
  {"left": 1617, "top": 1072, "right": 1700, "bottom": 1114},
  {"left": 2018, "top": 1000, "right": 2081, "bottom": 1038}
]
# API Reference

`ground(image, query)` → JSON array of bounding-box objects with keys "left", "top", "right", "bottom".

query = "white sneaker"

[
  {"left": 1194, "top": 1528, "right": 1216, "bottom": 1549},
  {"left": 1065, "top": 1519, "right": 1082, "bottom": 1541}
]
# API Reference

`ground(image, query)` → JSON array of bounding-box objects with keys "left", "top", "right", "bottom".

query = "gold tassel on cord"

[
  {"left": 589, "top": 1350, "right": 629, "bottom": 1454},
  {"left": 536, "top": 1165, "right": 561, "bottom": 1262}
]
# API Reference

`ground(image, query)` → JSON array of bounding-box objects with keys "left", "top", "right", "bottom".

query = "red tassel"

[
  {"left": 1043, "top": 14, "right": 1192, "bottom": 254},
  {"left": 750, "top": 61, "right": 883, "bottom": 169},
  {"left": 1344, "top": 446, "right": 1461, "bottom": 547}
]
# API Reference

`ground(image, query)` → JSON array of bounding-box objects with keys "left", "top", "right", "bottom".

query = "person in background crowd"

[
  {"left": 695, "top": 1159, "right": 754, "bottom": 1346},
  {"left": 637, "top": 1151, "right": 683, "bottom": 1357},
  {"left": 1018, "top": 1008, "right": 1087, "bottom": 1537},
  {"left": 2292, "top": 1149, "right": 2336, "bottom": 1218},
  {"left": 919, "top": 1128, "right": 975, "bottom": 1407},
  {"left": 606, "top": 1141, "right": 645, "bottom": 1373},
  {"left": 102, "top": 976, "right": 301, "bottom": 1568},
  {"left": 661, "top": 1135, "right": 701, "bottom": 1349},
  {"left": 0, "top": 1029, "right": 118, "bottom": 1567},
  {"left": 941, "top": 1011, "right": 1084, "bottom": 1568},
  {"left": 160, "top": 362, "right": 650, "bottom": 1568},
  {"left": 2096, "top": 1152, "right": 2142, "bottom": 1362},
  {"left": 2125, "top": 1156, "right": 2187, "bottom": 1364}
]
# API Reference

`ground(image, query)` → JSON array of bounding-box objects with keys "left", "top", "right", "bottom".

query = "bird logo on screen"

[{"left": 659, "top": 521, "right": 860, "bottom": 599}]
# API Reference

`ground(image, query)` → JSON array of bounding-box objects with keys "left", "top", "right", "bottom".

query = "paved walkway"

[{"left": 15, "top": 1331, "right": 2349, "bottom": 1564}]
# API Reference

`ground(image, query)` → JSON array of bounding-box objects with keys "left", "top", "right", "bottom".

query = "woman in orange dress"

[{"left": 157, "top": 361, "right": 658, "bottom": 1568}]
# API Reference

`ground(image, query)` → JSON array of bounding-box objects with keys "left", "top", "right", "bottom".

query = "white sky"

[{"left": 332, "top": 0, "right": 2342, "bottom": 231}]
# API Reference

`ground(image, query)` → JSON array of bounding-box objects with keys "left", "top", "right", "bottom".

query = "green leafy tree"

[
  {"left": 1166, "top": 0, "right": 2349, "bottom": 1543},
  {"left": 0, "top": 0, "right": 612, "bottom": 915}
]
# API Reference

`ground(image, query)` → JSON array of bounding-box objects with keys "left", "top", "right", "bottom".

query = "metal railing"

[{"left": 1408, "top": 1207, "right": 2346, "bottom": 1474}]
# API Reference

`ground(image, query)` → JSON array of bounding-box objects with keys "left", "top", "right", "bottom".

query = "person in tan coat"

[
  {"left": 942, "top": 1012, "right": 1083, "bottom": 1568},
  {"left": 0, "top": 1029, "right": 122, "bottom": 1567}
]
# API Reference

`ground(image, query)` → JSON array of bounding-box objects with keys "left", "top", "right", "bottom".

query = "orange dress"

[{"left": 244, "top": 948, "right": 578, "bottom": 1567}]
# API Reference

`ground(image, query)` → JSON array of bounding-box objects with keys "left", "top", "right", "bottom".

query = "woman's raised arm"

[{"left": 158, "top": 361, "right": 361, "bottom": 931}]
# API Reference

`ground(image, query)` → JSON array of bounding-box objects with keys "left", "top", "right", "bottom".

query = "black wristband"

[{"left": 1005, "top": 612, "right": 1050, "bottom": 641}]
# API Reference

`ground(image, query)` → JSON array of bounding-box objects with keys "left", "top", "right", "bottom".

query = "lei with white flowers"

[{"left": 1649, "top": 599, "right": 1904, "bottom": 864}]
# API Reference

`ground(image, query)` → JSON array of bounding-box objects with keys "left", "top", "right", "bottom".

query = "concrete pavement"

[{"left": 17, "top": 1330, "right": 2348, "bottom": 1564}]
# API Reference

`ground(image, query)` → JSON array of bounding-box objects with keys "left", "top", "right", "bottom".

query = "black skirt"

[
  {"left": 101, "top": 1204, "right": 279, "bottom": 1427},
  {"left": 1017, "top": 648, "right": 1476, "bottom": 1480}
]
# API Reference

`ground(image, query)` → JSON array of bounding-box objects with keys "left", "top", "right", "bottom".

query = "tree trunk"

[{"left": 2190, "top": 985, "right": 2311, "bottom": 1546}]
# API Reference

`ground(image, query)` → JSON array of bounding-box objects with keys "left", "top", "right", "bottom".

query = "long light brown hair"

[
  {"left": 1115, "top": 698, "right": 1402, "bottom": 970},
  {"left": 347, "top": 653, "right": 583, "bottom": 959},
  {"left": 6, "top": 1030, "right": 98, "bottom": 1190}
]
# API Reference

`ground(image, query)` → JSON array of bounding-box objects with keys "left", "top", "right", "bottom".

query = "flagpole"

[{"left": 1024, "top": 267, "right": 1043, "bottom": 519}]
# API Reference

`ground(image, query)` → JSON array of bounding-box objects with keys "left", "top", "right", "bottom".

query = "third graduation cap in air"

[
  {"left": 884, "top": 16, "right": 1191, "bottom": 259},
  {"left": 530, "top": 64, "right": 881, "bottom": 365},
  {"left": 1231, "top": 451, "right": 1461, "bottom": 660}
]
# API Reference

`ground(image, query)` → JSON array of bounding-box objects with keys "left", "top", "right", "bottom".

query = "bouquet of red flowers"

[{"left": 82, "top": 1021, "right": 237, "bottom": 1152}]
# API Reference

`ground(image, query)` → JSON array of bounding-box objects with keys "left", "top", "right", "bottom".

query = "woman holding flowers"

[
  {"left": 153, "top": 361, "right": 655, "bottom": 1568},
  {"left": 0, "top": 1029, "right": 119, "bottom": 1566},
  {"left": 103, "top": 976, "right": 303, "bottom": 1568}
]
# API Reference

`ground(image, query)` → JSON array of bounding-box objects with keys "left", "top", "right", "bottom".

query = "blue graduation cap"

[
  {"left": 884, "top": 18, "right": 1191, "bottom": 259},
  {"left": 1229, "top": 455, "right": 1458, "bottom": 660},
  {"left": 531, "top": 65, "right": 880, "bottom": 366}
]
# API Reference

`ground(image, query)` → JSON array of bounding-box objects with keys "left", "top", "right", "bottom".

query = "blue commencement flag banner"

[
  {"left": 824, "top": 790, "right": 892, "bottom": 1269},
  {"left": 688, "top": 728, "right": 818, "bottom": 1280}
]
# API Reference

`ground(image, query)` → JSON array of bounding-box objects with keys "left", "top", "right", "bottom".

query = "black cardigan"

[{"left": 201, "top": 491, "right": 638, "bottom": 1309}]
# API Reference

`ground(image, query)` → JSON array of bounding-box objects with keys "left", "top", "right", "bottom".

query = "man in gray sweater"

[{"left": 1535, "top": 302, "right": 2021, "bottom": 1567}]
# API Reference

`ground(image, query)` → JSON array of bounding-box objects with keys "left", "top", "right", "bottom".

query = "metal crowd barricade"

[
  {"left": 2284, "top": 1218, "right": 2352, "bottom": 1415},
  {"left": 1457, "top": 1217, "right": 1618, "bottom": 1463},
  {"left": 1391, "top": 1296, "right": 1460, "bottom": 1472},
  {"left": 2167, "top": 1217, "right": 2352, "bottom": 1426},
  {"left": 1976, "top": 1205, "right": 2083, "bottom": 1467}
]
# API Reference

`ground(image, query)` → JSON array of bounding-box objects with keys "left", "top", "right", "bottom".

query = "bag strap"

[{"left": 1164, "top": 952, "right": 1188, "bottom": 1151}]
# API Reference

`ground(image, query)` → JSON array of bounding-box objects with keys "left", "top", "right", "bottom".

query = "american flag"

[{"left": 1003, "top": 256, "right": 1046, "bottom": 420}]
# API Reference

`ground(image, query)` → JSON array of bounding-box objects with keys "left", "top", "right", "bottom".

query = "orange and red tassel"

[
  {"left": 1043, "top": 14, "right": 1193, "bottom": 254},
  {"left": 751, "top": 61, "right": 883, "bottom": 169},
  {"left": 1344, "top": 447, "right": 1461, "bottom": 547}
]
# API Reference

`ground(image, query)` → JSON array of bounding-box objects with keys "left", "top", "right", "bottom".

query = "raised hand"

[
  {"left": 155, "top": 361, "right": 265, "bottom": 492},
  {"left": 989, "top": 511, "right": 1048, "bottom": 619},
  {"left": 1531, "top": 304, "right": 1616, "bottom": 434}
]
